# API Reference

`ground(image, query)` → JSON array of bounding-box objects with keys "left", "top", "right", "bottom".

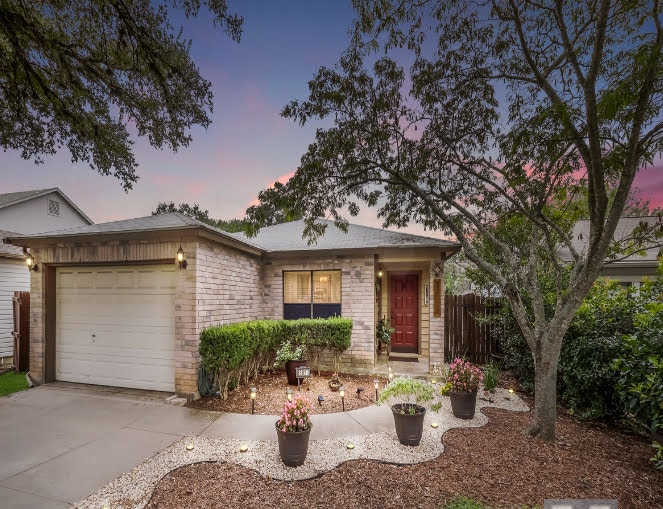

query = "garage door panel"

[{"left": 56, "top": 265, "right": 176, "bottom": 392}]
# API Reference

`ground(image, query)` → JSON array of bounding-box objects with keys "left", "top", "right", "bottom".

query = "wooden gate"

[
  {"left": 12, "top": 291, "right": 30, "bottom": 372},
  {"left": 444, "top": 293, "right": 500, "bottom": 364}
]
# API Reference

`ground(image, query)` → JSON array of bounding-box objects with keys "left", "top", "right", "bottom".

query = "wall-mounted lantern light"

[
  {"left": 25, "top": 251, "right": 38, "bottom": 271},
  {"left": 377, "top": 267, "right": 383, "bottom": 278},
  {"left": 176, "top": 245, "right": 187, "bottom": 269}
]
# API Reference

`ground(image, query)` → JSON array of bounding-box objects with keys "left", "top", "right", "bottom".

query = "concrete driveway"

[{"left": 0, "top": 383, "right": 220, "bottom": 508}]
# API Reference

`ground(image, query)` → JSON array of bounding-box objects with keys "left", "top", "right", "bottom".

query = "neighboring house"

[
  {"left": 561, "top": 216, "right": 662, "bottom": 288},
  {"left": 0, "top": 188, "right": 93, "bottom": 365},
  {"left": 0, "top": 231, "right": 30, "bottom": 363},
  {"left": 5, "top": 213, "right": 460, "bottom": 399}
]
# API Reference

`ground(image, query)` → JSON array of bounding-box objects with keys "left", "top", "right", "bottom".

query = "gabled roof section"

[
  {"left": 0, "top": 188, "right": 93, "bottom": 225},
  {"left": 236, "top": 219, "right": 460, "bottom": 253},
  {"left": 559, "top": 216, "right": 662, "bottom": 265},
  {"left": 0, "top": 230, "right": 25, "bottom": 258},
  {"left": 4, "top": 212, "right": 263, "bottom": 253}
]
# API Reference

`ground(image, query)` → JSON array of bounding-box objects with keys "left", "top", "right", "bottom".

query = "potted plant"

[
  {"left": 275, "top": 394, "right": 313, "bottom": 466},
  {"left": 274, "top": 340, "right": 307, "bottom": 385},
  {"left": 376, "top": 317, "right": 395, "bottom": 355},
  {"left": 444, "top": 358, "right": 484, "bottom": 419},
  {"left": 377, "top": 376, "right": 435, "bottom": 446}
]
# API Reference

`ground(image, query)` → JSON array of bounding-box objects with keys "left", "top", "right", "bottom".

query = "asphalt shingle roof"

[
  {"left": 236, "top": 219, "right": 460, "bottom": 252},
  {"left": 5, "top": 214, "right": 459, "bottom": 254},
  {"left": 0, "top": 187, "right": 93, "bottom": 224},
  {"left": 0, "top": 230, "right": 25, "bottom": 258},
  {"left": 559, "top": 216, "right": 662, "bottom": 264}
]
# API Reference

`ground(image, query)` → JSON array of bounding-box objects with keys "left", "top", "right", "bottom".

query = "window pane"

[
  {"left": 284, "top": 271, "right": 311, "bottom": 303},
  {"left": 313, "top": 270, "right": 341, "bottom": 303}
]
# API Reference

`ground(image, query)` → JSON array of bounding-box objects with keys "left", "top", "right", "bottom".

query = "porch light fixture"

[
  {"left": 377, "top": 267, "right": 383, "bottom": 278},
  {"left": 339, "top": 386, "right": 345, "bottom": 411},
  {"left": 25, "top": 251, "right": 37, "bottom": 271},
  {"left": 286, "top": 389, "right": 293, "bottom": 402},
  {"left": 373, "top": 379, "right": 379, "bottom": 401},
  {"left": 250, "top": 387, "right": 257, "bottom": 414},
  {"left": 176, "top": 245, "right": 187, "bottom": 269}
]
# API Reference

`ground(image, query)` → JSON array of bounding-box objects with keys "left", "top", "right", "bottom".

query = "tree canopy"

[
  {"left": 152, "top": 201, "right": 246, "bottom": 232},
  {"left": 246, "top": 0, "right": 663, "bottom": 440},
  {"left": 0, "top": 1, "right": 243, "bottom": 190}
]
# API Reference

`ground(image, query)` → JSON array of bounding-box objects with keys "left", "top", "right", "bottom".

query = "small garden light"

[
  {"left": 239, "top": 444, "right": 249, "bottom": 453},
  {"left": 346, "top": 443, "right": 355, "bottom": 450},
  {"left": 186, "top": 443, "right": 194, "bottom": 451},
  {"left": 356, "top": 387, "right": 364, "bottom": 398},
  {"left": 339, "top": 386, "right": 345, "bottom": 411},
  {"left": 286, "top": 389, "right": 293, "bottom": 402},
  {"left": 431, "top": 378, "right": 437, "bottom": 385},
  {"left": 431, "top": 422, "right": 439, "bottom": 429},
  {"left": 373, "top": 379, "right": 379, "bottom": 401},
  {"left": 318, "top": 395, "right": 324, "bottom": 405},
  {"left": 250, "top": 387, "right": 257, "bottom": 414},
  {"left": 388, "top": 366, "right": 393, "bottom": 381}
]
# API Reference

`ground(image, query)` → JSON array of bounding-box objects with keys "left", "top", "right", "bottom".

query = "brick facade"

[{"left": 24, "top": 231, "right": 451, "bottom": 398}]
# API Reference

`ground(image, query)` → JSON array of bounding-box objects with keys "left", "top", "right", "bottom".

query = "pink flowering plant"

[
  {"left": 447, "top": 358, "right": 484, "bottom": 394},
  {"left": 277, "top": 394, "right": 313, "bottom": 432}
]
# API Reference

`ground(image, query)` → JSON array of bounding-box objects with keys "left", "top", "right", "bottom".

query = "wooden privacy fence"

[
  {"left": 12, "top": 291, "right": 30, "bottom": 372},
  {"left": 444, "top": 293, "right": 501, "bottom": 365}
]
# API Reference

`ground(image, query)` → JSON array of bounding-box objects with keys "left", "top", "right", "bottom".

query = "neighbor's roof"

[
  {"left": 0, "top": 230, "right": 25, "bottom": 258},
  {"left": 560, "top": 216, "right": 662, "bottom": 265},
  {"left": 3, "top": 212, "right": 263, "bottom": 252},
  {"left": 0, "top": 188, "right": 93, "bottom": 225},
  {"left": 5, "top": 214, "right": 460, "bottom": 255},
  {"left": 237, "top": 219, "right": 460, "bottom": 253}
]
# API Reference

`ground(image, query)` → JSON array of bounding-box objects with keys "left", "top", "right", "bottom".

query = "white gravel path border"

[{"left": 75, "top": 389, "right": 528, "bottom": 509}]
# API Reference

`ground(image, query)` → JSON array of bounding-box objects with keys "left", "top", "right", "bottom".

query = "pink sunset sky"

[{"left": 0, "top": 2, "right": 661, "bottom": 233}]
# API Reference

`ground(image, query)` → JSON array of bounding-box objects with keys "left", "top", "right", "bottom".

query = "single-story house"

[
  {"left": 561, "top": 216, "right": 662, "bottom": 288},
  {"left": 5, "top": 213, "right": 460, "bottom": 400},
  {"left": 0, "top": 188, "right": 93, "bottom": 364}
]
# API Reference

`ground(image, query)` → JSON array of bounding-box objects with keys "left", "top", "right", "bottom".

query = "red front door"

[{"left": 390, "top": 273, "right": 419, "bottom": 353}]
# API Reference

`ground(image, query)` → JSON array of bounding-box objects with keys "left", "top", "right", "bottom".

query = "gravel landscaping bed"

[{"left": 75, "top": 389, "right": 528, "bottom": 508}]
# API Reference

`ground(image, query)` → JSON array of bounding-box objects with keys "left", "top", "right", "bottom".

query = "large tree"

[
  {"left": 0, "top": 1, "right": 242, "bottom": 190},
  {"left": 246, "top": 0, "right": 663, "bottom": 441}
]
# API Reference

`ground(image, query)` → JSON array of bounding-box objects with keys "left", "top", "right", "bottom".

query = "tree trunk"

[{"left": 528, "top": 351, "right": 560, "bottom": 441}]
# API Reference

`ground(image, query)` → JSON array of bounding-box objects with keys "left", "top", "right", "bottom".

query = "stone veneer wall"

[{"left": 262, "top": 254, "right": 375, "bottom": 372}]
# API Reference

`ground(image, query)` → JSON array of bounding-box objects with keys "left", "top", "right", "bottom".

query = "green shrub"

[
  {"left": 377, "top": 376, "right": 435, "bottom": 412},
  {"left": 613, "top": 279, "right": 663, "bottom": 435},
  {"left": 499, "top": 278, "right": 655, "bottom": 422},
  {"left": 482, "top": 362, "right": 500, "bottom": 392},
  {"left": 199, "top": 318, "right": 352, "bottom": 398}
]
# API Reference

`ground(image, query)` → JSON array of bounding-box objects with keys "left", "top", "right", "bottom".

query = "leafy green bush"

[
  {"left": 557, "top": 280, "right": 635, "bottom": 420},
  {"left": 377, "top": 376, "right": 435, "bottom": 412},
  {"left": 199, "top": 318, "right": 352, "bottom": 398},
  {"left": 499, "top": 278, "right": 650, "bottom": 421},
  {"left": 613, "top": 285, "right": 663, "bottom": 434}
]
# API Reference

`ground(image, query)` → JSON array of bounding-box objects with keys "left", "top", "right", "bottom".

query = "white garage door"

[{"left": 56, "top": 265, "right": 176, "bottom": 391}]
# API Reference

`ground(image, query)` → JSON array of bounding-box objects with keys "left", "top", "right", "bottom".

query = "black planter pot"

[
  {"left": 275, "top": 422, "right": 312, "bottom": 467},
  {"left": 391, "top": 403, "right": 426, "bottom": 446},
  {"left": 449, "top": 391, "right": 477, "bottom": 419},
  {"left": 285, "top": 359, "right": 308, "bottom": 386}
]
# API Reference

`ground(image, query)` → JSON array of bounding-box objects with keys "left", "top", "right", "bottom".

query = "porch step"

[{"left": 388, "top": 353, "right": 419, "bottom": 362}]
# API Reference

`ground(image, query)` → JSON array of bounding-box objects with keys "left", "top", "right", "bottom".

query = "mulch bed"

[
  {"left": 152, "top": 393, "right": 663, "bottom": 508},
  {"left": 188, "top": 370, "right": 381, "bottom": 415}
]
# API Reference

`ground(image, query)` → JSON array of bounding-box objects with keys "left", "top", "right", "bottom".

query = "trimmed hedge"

[{"left": 199, "top": 318, "right": 353, "bottom": 398}]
